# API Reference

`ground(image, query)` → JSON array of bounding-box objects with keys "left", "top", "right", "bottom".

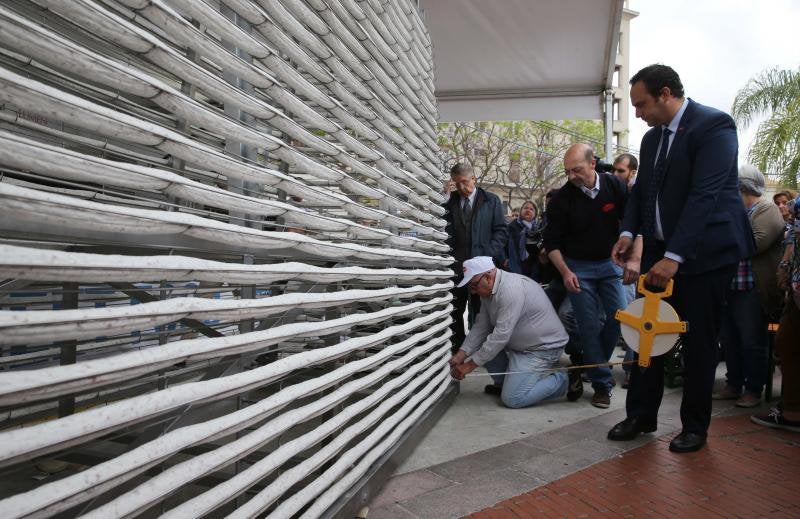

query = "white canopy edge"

[{"left": 437, "top": 94, "right": 602, "bottom": 123}]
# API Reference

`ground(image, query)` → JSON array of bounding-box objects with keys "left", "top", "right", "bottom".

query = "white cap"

[{"left": 457, "top": 256, "right": 495, "bottom": 287}]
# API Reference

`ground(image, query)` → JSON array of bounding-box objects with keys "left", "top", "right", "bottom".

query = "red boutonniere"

[
  {"left": 602, "top": 202, "right": 616, "bottom": 213},
  {"left": 677, "top": 126, "right": 686, "bottom": 133}
]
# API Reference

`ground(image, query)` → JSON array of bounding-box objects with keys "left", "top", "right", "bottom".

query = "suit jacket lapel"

[
  {"left": 473, "top": 188, "right": 485, "bottom": 217},
  {"left": 660, "top": 99, "right": 694, "bottom": 179},
  {"left": 450, "top": 195, "right": 465, "bottom": 228},
  {"left": 641, "top": 129, "right": 659, "bottom": 183}
]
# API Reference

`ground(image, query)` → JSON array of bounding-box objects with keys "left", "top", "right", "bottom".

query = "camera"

[
  {"left": 526, "top": 224, "right": 545, "bottom": 249},
  {"left": 594, "top": 155, "right": 615, "bottom": 173}
]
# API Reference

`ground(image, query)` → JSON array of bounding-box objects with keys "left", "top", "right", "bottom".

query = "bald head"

[
  {"left": 565, "top": 143, "right": 595, "bottom": 164},
  {"left": 563, "top": 143, "right": 597, "bottom": 189}
]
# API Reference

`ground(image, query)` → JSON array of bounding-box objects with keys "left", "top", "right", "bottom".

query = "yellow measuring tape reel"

[{"left": 615, "top": 275, "right": 688, "bottom": 367}]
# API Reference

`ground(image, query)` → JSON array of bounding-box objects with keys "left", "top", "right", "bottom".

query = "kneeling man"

[{"left": 449, "top": 256, "right": 583, "bottom": 408}]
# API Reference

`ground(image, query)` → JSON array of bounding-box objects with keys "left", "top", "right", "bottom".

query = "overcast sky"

[{"left": 626, "top": 0, "right": 800, "bottom": 164}]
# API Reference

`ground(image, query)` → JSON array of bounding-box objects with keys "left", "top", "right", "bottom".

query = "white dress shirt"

[
  {"left": 461, "top": 188, "right": 477, "bottom": 210},
  {"left": 622, "top": 99, "right": 688, "bottom": 263},
  {"left": 579, "top": 171, "right": 601, "bottom": 199}
]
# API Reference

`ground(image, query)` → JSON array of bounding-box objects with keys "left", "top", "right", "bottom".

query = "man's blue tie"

[{"left": 642, "top": 127, "right": 672, "bottom": 238}]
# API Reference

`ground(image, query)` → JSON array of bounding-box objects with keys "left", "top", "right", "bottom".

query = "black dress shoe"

[
  {"left": 484, "top": 384, "right": 502, "bottom": 396},
  {"left": 668, "top": 432, "right": 706, "bottom": 453},
  {"left": 607, "top": 417, "right": 657, "bottom": 441},
  {"left": 566, "top": 369, "right": 584, "bottom": 402}
]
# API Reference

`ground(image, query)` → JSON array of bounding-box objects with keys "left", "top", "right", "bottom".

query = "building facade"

[{"left": 612, "top": 1, "right": 639, "bottom": 152}]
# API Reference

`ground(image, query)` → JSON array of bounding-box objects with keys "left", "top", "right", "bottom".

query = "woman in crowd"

[
  {"left": 715, "top": 165, "right": 785, "bottom": 407},
  {"left": 506, "top": 200, "right": 542, "bottom": 281},
  {"left": 752, "top": 193, "right": 800, "bottom": 432},
  {"left": 773, "top": 190, "right": 795, "bottom": 224}
]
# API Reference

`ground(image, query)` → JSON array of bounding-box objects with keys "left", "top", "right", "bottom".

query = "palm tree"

[{"left": 731, "top": 67, "right": 800, "bottom": 189}]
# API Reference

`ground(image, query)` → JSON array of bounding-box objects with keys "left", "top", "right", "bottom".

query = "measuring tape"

[
  {"left": 464, "top": 359, "right": 638, "bottom": 377},
  {"left": 463, "top": 275, "right": 687, "bottom": 377},
  {"left": 616, "top": 275, "right": 687, "bottom": 367}
]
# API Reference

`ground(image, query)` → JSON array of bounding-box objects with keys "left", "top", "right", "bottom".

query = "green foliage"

[
  {"left": 437, "top": 120, "right": 605, "bottom": 208},
  {"left": 732, "top": 67, "right": 800, "bottom": 189}
]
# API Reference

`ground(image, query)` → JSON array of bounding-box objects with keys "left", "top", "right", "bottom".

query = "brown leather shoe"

[
  {"left": 591, "top": 390, "right": 611, "bottom": 409},
  {"left": 566, "top": 370, "right": 584, "bottom": 401}
]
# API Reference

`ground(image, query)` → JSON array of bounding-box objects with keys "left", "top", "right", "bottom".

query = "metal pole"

[{"left": 604, "top": 89, "right": 614, "bottom": 161}]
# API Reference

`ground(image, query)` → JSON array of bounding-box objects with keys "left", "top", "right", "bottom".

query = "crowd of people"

[{"left": 443, "top": 64, "right": 800, "bottom": 454}]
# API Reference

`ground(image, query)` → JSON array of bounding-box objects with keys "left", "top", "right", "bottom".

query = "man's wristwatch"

[{"left": 778, "top": 260, "right": 790, "bottom": 271}]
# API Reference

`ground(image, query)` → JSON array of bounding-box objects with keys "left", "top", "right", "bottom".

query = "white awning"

[{"left": 421, "top": 0, "right": 624, "bottom": 122}]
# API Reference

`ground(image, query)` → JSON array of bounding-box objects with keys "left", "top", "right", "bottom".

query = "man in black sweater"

[{"left": 543, "top": 144, "right": 628, "bottom": 408}]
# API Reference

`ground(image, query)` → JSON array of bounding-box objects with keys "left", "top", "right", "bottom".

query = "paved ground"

[
  {"left": 468, "top": 413, "right": 800, "bottom": 518},
  {"left": 368, "top": 357, "right": 788, "bottom": 519},
  {"left": 395, "top": 348, "right": 655, "bottom": 474}
]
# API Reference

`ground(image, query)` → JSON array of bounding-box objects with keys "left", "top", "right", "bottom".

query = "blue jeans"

[
  {"left": 484, "top": 348, "right": 568, "bottom": 408},
  {"left": 719, "top": 288, "right": 768, "bottom": 395},
  {"left": 622, "top": 282, "right": 638, "bottom": 374},
  {"left": 566, "top": 258, "right": 625, "bottom": 392},
  {"left": 545, "top": 277, "right": 583, "bottom": 364}
]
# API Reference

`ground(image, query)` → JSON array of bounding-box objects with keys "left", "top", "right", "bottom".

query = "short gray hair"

[{"left": 738, "top": 164, "right": 765, "bottom": 196}]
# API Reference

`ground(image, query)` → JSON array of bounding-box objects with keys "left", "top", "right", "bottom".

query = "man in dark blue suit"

[{"left": 607, "top": 65, "right": 754, "bottom": 452}]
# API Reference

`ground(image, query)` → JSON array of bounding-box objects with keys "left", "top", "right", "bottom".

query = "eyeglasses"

[{"left": 468, "top": 273, "right": 486, "bottom": 289}]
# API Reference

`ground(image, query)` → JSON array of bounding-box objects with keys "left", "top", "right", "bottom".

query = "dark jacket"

[
  {"left": 507, "top": 218, "right": 541, "bottom": 279},
  {"left": 622, "top": 99, "right": 754, "bottom": 274},
  {"left": 444, "top": 187, "right": 508, "bottom": 272}
]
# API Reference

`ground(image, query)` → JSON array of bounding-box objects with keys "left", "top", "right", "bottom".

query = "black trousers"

[
  {"left": 450, "top": 284, "right": 481, "bottom": 353},
  {"left": 625, "top": 242, "right": 736, "bottom": 435}
]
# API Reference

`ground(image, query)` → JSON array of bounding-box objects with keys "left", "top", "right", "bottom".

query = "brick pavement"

[{"left": 466, "top": 414, "right": 800, "bottom": 518}]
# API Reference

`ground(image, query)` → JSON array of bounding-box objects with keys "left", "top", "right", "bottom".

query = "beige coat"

[{"left": 749, "top": 199, "right": 785, "bottom": 318}]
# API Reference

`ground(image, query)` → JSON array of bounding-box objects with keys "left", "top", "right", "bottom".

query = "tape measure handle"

[{"left": 636, "top": 274, "right": 674, "bottom": 299}]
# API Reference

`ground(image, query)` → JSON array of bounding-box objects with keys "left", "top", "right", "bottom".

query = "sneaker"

[
  {"left": 735, "top": 392, "right": 761, "bottom": 408},
  {"left": 566, "top": 370, "right": 584, "bottom": 402},
  {"left": 751, "top": 407, "right": 800, "bottom": 433},
  {"left": 484, "top": 384, "right": 502, "bottom": 396},
  {"left": 712, "top": 386, "right": 741, "bottom": 400},
  {"left": 591, "top": 390, "right": 611, "bottom": 409}
]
